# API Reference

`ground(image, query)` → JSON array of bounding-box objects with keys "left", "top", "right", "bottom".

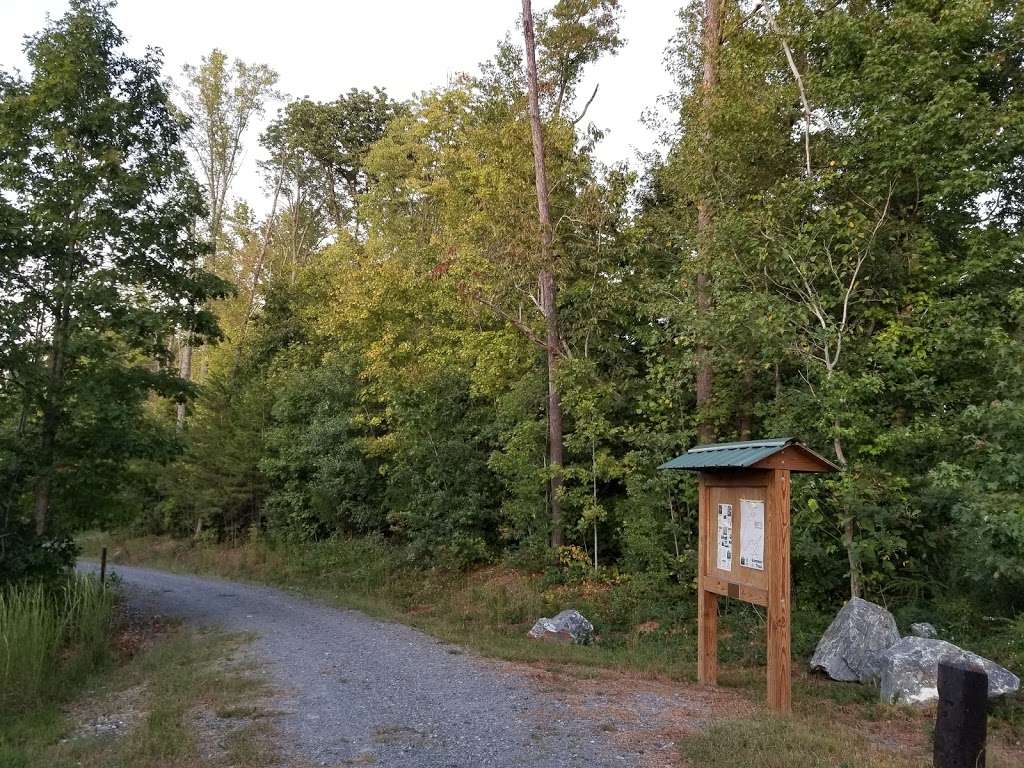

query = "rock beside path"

[
  {"left": 909, "top": 622, "right": 938, "bottom": 639},
  {"left": 810, "top": 597, "right": 900, "bottom": 683},
  {"left": 879, "top": 636, "right": 1020, "bottom": 704},
  {"left": 527, "top": 609, "right": 594, "bottom": 645}
]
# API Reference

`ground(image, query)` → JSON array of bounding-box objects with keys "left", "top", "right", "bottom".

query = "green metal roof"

[{"left": 659, "top": 437, "right": 831, "bottom": 471}]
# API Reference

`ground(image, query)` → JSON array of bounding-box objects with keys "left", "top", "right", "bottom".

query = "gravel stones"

[
  {"left": 879, "top": 636, "right": 1020, "bottom": 704},
  {"left": 810, "top": 597, "right": 900, "bottom": 683},
  {"left": 527, "top": 609, "right": 595, "bottom": 645},
  {"left": 83, "top": 563, "right": 629, "bottom": 767}
]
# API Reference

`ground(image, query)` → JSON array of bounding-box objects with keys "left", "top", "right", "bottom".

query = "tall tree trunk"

[
  {"left": 832, "top": 429, "right": 862, "bottom": 598},
  {"left": 522, "top": 0, "right": 565, "bottom": 548},
  {"left": 695, "top": 0, "right": 722, "bottom": 444},
  {"left": 176, "top": 340, "right": 192, "bottom": 430},
  {"left": 34, "top": 302, "right": 69, "bottom": 536},
  {"left": 33, "top": 477, "right": 50, "bottom": 536},
  {"left": 738, "top": 366, "right": 754, "bottom": 439},
  {"left": 34, "top": 379, "right": 57, "bottom": 536}
]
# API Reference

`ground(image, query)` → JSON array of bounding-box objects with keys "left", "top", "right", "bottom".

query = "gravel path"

[{"left": 83, "top": 562, "right": 636, "bottom": 767}]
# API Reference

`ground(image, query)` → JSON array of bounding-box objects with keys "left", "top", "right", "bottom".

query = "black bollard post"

[
  {"left": 100, "top": 546, "right": 107, "bottom": 585},
  {"left": 934, "top": 659, "right": 988, "bottom": 768}
]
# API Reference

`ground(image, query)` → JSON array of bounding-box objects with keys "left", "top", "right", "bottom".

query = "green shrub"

[{"left": 0, "top": 520, "right": 78, "bottom": 585}]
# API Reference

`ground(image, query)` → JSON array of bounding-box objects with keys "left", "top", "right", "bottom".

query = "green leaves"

[
  {"left": 9, "top": 0, "right": 1018, "bottom": 623},
  {"left": 0, "top": 1, "right": 226, "bottom": 546}
]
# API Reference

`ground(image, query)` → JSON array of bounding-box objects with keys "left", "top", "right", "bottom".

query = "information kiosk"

[{"left": 660, "top": 438, "right": 837, "bottom": 713}]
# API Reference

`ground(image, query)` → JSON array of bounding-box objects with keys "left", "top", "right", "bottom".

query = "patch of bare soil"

[
  {"left": 192, "top": 638, "right": 284, "bottom": 766},
  {"left": 61, "top": 610, "right": 171, "bottom": 746},
  {"left": 62, "top": 682, "right": 148, "bottom": 745},
  {"left": 795, "top": 668, "right": 1024, "bottom": 765},
  {"left": 509, "top": 659, "right": 1024, "bottom": 768},
  {"left": 502, "top": 661, "right": 755, "bottom": 768},
  {"left": 112, "top": 610, "right": 176, "bottom": 659}
]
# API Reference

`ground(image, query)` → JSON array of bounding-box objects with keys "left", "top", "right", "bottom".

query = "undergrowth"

[
  {"left": 1, "top": 622, "right": 277, "bottom": 768},
  {"left": 0, "top": 574, "right": 115, "bottom": 715}
]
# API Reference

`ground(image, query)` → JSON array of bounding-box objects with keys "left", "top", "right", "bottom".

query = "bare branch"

[
  {"left": 571, "top": 83, "right": 600, "bottom": 126},
  {"left": 721, "top": 1, "right": 764, "bottom": 46},
  {"left": 236, "top": 169, "right": 284, "bottom": 349},
  {"left": 766, "top": 8, "right": 812, "bottom": 176},
  {"left": 467, "top": 288, "right": 547, "bottom": 350}
]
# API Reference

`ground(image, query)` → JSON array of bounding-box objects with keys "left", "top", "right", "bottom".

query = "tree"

[
  {"left": 521, "top": 0, "right": 567, "bottom": 547},
  {"left": 643, "top": 0, "right": 1024, "bottom": 601},
  {"left": 261, "top": 90, "right": 401, "bottom": 239},
  {"left": 537, "top": 0, "right": 622, "bottom": 119},
  {"left": 257, "top": 90, "right": 402, "bottom": 275},
  {"left": 0, "top": 1, "right": 227, "bottom": 542},
  {"left": 178, "top": 49, "right": 279, "bottom": 255},
  {"left": 694, "top": 0, "right": 722, "bottom": 445},
  {"left": 519, "top": 0, "right": 622, "bottom": 548},
  {"left": 175, "top": 49, "right": 278, "bottom": 427},
  {"left": 756, "top": 0, "right": 1024, "bottom": 598}
]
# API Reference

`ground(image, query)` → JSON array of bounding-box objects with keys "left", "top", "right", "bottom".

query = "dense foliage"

[
  {"left": 0, "top": 0, "right": 226, "bottom": 580},
  {"left": 2, "top": 0, "right": 1022, "bottom": 627}
]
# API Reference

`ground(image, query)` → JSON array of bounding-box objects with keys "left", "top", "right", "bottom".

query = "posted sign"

[
  {"left": 661, "top": 438, "right": 838, "bottom": 714},
  {"left": 716, "top": 503, "right": 733, "bottom": 571},
  {"left": 739, "top": 499, "right": 764, "bottom": 571}
]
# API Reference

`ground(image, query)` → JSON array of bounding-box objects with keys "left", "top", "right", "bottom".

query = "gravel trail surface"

[{"left": 83, "top": 562, "right": 635, "bottom": 767}]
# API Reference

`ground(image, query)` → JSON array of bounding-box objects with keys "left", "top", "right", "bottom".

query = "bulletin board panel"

[{"left": 699, "top": 470, "right": 771, "bottom": 606}]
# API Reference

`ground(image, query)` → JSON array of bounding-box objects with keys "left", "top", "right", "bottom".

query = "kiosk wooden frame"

[{"left": 660, "top": 438, "right": 837, "bottom": 712}]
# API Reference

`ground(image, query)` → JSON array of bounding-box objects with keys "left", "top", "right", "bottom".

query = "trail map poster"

[
  {"left": 739, "top": 499, "right": 765, "bottom": 570},
  {"left": 716, "top": 503, "right": 733, "bottom": 571}
]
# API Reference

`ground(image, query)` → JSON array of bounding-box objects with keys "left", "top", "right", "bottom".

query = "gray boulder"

[
  {"left": 810, "top": 597, "right": 900, "bottom": 683},
  {"left": 879, "top": 636, "right": 1020, "bottom": 704},
  {"left": 527, "top": 609, "right": 594, "bottom": 645},
  {"left": 909, "top": 622, "right": 938, "bottom": 639}
]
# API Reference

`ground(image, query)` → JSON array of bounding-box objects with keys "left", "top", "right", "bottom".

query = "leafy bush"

[{"left": 0, "top": 520, "right": 77, "bottom": 586}]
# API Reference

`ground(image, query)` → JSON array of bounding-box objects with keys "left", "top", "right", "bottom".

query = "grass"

[
  {"left": 0, "top": 574, "right": 115, "bottom": 715},
  {"left": 685, "top": 714, "right": 1021, "bottom": 768},
  {"left": 79, "top": 532, "right": 1024, "bottom": 767},
  {"left": 0, "top": 623, "right": 279, "bottom": 768},
  {"left": 684, "top": 716, "right": 922, "bottom": 768}
]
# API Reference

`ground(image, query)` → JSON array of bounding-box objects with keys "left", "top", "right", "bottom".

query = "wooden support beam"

[
  {"left": 702, "top": 575, "right": 768, "bottom": 606},
  {"left": 766, "top": 468, "right": 792, "bottom": 713},
  {"left": 698, "top": 588, "right": 719, "bottom": 684},
  {"left": 697, "top": 480, "right": 718, "bottom": 684}
]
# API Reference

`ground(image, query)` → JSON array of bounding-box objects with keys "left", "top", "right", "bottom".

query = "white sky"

[{"left": 1, "top": 0, "right": 681, "bottom": 212}]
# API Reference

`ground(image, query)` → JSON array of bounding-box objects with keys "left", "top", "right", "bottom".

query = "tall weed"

[{"left": 0, "top": 574, "right": 115, "bottom": 714}]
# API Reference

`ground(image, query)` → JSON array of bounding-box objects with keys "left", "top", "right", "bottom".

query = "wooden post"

[
  {"left": 934, "top": 660, "right": 987, "bottom": 768},
  {"left": 766, "top": 469, "right": 791, "bottom": 713},
  {"left": 697, "top": 478, "right": 717, "bottom": 684},
  {"left": 698, "top": 588, "right": 719, "bottom": 684},
  {"left": 100, "top": 546, "right": 108, "bottom": 585}
]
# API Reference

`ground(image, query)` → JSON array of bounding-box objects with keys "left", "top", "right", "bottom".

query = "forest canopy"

[{"left": 2, "top": 0, "right": 1023, "bottom": 622}]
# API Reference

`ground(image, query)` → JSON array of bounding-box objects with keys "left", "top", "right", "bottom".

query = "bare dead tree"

[
  {"left": 695, "top": 0, "right": 723, "bottom": 444},
  {"left": 522, "top": 0, "right": 567, "bottom": 549},
  {"left": 765, "top": 7, "right": 812, "bottom": 176}
]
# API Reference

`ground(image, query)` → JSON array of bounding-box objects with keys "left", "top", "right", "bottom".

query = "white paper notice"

[
  {"left": 739, "top": 499, "right": 765, "bottom": 570},
  {"left": 716, "top": 503, "right": 733, "bottom": 571}
]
